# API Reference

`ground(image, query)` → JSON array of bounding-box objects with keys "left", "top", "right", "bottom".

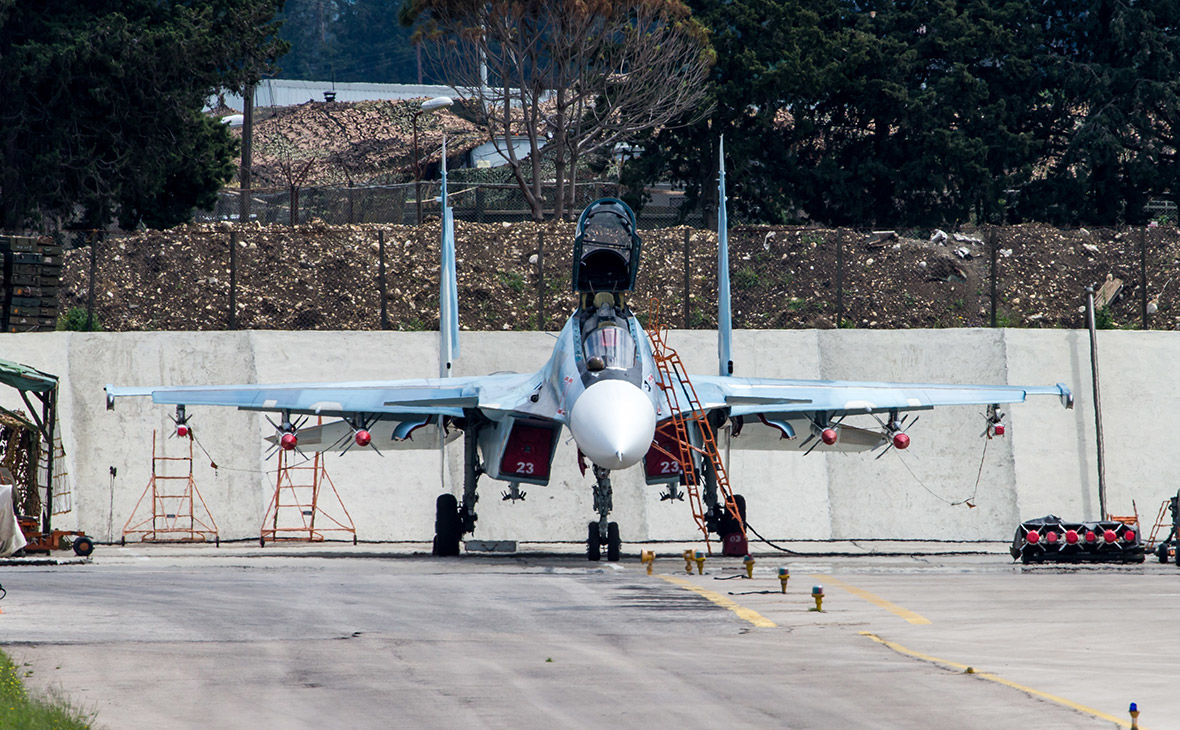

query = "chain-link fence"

[{"left": 195, "top": 180, "right": 704, "bottom": 229}]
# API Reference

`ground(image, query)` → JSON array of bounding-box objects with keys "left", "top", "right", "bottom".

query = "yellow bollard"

[
  {"left": 778, "top": 567, "right": 790, "bottom": 593},
  {"left": 1129, "top": 702, "right": 1139, "bottom": 729},
  {"left": 683, "top": 549, "right": 694, "bottom": 574},
  {"left": 743, "top": 554, "right": 755, "bottom": 579},
  {"left": 811, "top": 585, "right": 824, "bottom": 612},
  {"left": 694, "top": 550, "right": 706, "bottom": 575},
  {"left": 640, "top": 550, "right": 655, "bottom": 575}
]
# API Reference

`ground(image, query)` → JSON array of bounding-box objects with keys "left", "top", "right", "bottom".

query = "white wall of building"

[{"left": 0, "top": 328, "right": 1144, "bottom": 544}]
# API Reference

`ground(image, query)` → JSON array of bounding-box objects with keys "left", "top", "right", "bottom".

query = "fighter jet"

[{"left": 105, "top": 140, "right": 1073, "bottom": 560}]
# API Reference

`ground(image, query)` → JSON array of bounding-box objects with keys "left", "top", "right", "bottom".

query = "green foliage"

[
  {"left": 628, "top": 0, "right": 1180, "bottom": 228},
  {"left": 55, "top": 307, "right": 102, "bottom": 332},
  {"left": 496, "top": 271, "right": 526, "bottom": 293},
  {"left": 731, "top": 267, "right": 761, "bottom": 289},
  {"left": 0, "top": 1, "right": 287, "bottom": 230},
  {"left": 0, "top": 649, "right": 93, "bottom": 729},
  {"left": 1095, "top": 306, "right": 1115, "bottom": 330},
  {"left": 278, "top": 0, "right": 439, "bottom": 84}
]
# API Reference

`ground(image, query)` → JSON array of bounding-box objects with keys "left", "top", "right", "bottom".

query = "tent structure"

[{"left": 0, "top": 357, "right": 58, "bottom": 534}]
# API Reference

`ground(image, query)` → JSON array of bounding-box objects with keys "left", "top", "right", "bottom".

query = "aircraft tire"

[
  {"left": 586, "top": 521, "right": 601, "bottom": 561},
  {"left": 606, "top": 522, "right": 620, "bottom": 562},
  {"left": 433, "top": 494, "right": 462, "bottom": 557}
]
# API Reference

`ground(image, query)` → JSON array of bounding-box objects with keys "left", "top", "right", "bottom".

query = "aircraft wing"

[
  {"left": 690, "top": 375, "right": 1074, "bottom": 417},
  {"left": 105, "top": 372, "right": 543, "bottom": 420},
  {"left": 683, "top": 375, "right": 1072, "bottom": 453}
]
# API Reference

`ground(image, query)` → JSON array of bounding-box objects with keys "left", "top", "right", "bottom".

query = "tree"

[
  {"left": 626, "top": 0, "right": 1056, "bottom": 228},
  {"left": 0, "top": 0, "right": 286, "bottom": 231},
  {"left": 405, "top": 0, "right": 714, "bottom": 221},
  {"left": 1019, "top": 0, "right": 1180, "bottom": 225}
]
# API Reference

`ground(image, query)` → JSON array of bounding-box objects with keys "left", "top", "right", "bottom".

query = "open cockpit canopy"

[{"left": 572, "top": 198, "right": 641, "bottom": 294}]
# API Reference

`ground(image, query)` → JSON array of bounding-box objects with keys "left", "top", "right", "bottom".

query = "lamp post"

[{"left": 413, "top": 96, "right": 454, "bottom": 224}]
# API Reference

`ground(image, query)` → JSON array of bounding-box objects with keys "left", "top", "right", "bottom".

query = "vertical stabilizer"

[
  {"left": 717, "top": 137, "right": 733, "bottom": 376},
  {"left": 440, "top": 135, "right": 460, "bottom": 378}
]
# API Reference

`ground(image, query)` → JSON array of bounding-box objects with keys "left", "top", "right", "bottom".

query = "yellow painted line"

[
  {"left": 860, "top": 632, "right": 1142, "bottom": 729},
  {"left": 812, "top": 574, "right": 931, "bottom": 625},
  {"left": 658, "top": 575, "right": 776, "bottom": 628}
]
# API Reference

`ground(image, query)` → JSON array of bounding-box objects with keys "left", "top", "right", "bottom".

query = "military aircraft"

[{"left": 105, "top": 140, "right": 1073, "bottom": 560}]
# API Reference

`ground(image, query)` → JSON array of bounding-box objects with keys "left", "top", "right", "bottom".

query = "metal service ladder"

[
  {"left": 260, "top": 430, "right": 356, "bottom": 546},
  {"left": 123, "top": 430, "right": 219, "bottom": 544},
  {"left": 646, "top": 300, "right": 746, "bottom": 554}
]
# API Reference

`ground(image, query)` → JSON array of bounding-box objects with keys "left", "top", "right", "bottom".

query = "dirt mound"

[{"left": 59, "top": 221, "right": 1180, "bottom": 332}]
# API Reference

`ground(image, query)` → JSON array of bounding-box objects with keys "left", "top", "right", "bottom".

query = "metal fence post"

[
  {"left": 989, "top": 227, "right": 998, "bottom": 328},
  {"left": 86, "top": 230, "right": 98, "bottom": 331},
  {"left": 537, "top": 230, "right": 545, "bottom": 329},
  {"left": 835, "top": 234, "right": 844, "bottom": 327},
  {"left": 229, "top": 230, "right": 238, "bottom": 330},
  {"left": 683, "top": 229, "right": 691, "bottom": 328},
  {"left": 1140, "top": 228, "right": 1148, "bottom": 330},
  {"left": 379, "top": 229, "right": 390, "bottom": 330}
]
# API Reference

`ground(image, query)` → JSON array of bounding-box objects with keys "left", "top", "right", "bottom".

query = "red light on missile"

[
  {"left": 176, "top": 424, "right": 190, "bottom": 438},
  {"left": 1085, "top": 530, "right": 1096, "bottom": 543},
  {"left": 1045, "top": 531, "right": 1058, "bottom": 544},
  {"left": 1124, "top": 530, "right": 1136, "bottom": 542},
  {"left": 1103, "top": 529, "right": 1117, "bottom": 544},
  {"left": 821, "top": 428, "right": 838, "bottom": 445},
  {"left": 993, "top": 424, "right": 1005, "bottom": 436},
  {"left": 1026, "top": 530, "right": 1040, "bottom": 544},
  {"left": 1065, "top": 529, "right": 1079, "bottom": 544},
  {"left": 280, "top": 432, "right": 298, "bottom": 451},
  {"left": 355, "top": 429, "right": 371, "bottom": 447},
  {"left": 892, "top": 432, "right": 910, "bottom": 450}
]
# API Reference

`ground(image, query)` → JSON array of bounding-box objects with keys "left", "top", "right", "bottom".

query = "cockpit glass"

[
  {"left": 583, "top": 325, "right": 636, "bottom": 370},
  {"left": 582, "top": 207, "right": 632, "bottom": 248}
]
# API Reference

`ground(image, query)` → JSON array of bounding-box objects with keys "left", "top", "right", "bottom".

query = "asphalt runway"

[{"left": 1, "top": 545, "right": 1175, "bottom": 729}]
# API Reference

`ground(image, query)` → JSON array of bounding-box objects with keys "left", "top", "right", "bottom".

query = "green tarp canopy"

[{"left": 0, "top": 358, "right": 57, "bottom": 394}]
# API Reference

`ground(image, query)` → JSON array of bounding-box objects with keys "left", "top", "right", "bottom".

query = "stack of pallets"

[{"left": 1, "top": 235, "right": 62, "bottom": 332}]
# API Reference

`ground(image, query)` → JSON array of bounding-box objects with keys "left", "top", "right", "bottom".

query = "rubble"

[{"left": 57, "top": 221, "right": 1180, "bottom": 332}]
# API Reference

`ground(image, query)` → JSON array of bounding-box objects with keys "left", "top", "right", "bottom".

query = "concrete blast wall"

[{"left": 0, "top": 328, "right": 1162, "bottom": 544}]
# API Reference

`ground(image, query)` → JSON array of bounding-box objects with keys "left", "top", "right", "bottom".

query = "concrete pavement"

[{"left": 2, "top": 544, "right": 1173, "bottom": 728}]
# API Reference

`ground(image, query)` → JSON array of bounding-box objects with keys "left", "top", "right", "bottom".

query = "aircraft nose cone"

[{"left": 569, "top": 379, "right": 656, "bottom": 470}]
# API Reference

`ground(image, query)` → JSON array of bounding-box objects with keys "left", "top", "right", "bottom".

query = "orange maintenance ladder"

[
  {"left": 260, "top": 433, "right": 356, "bottom": 547},
  {"left": 123, "top": 430, "right": 218, "bottom": 545},
  {"left": 646, "top": 299, "right": 746, "bottom": 555}
]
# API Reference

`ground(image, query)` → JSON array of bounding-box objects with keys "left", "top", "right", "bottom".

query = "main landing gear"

[
  {"left": 432, "top": 421, "right": 481, "bottom": 556},
  {"left": 587, "top": 465, "right": 622, "bottom": 561}
]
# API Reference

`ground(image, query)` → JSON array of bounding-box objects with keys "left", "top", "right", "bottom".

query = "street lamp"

[{"left": 413, "top": 96, "right": 454, "bottom": 224}]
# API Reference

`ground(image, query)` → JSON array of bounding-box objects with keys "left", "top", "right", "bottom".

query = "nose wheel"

[{"left": 587, "top": 521, "right": 620, "bottom": 562}]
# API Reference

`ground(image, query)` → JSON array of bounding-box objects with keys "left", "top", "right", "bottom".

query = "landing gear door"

[
  {"left": 643, "top": 419, "right": 701, "bottom": 485},
  {"left": 480, "top": 417, "right": 561, "bottom": 486}
]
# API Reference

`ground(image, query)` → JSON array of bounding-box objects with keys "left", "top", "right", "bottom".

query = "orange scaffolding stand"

[
  {"left": 646, "top": 299, "right": 746, "bottom": 555},
  {"left": 122, "top": 430, "right": 219, "bottom": 545},
  {"left": 1147, "top": 499, "right": 1172, "bottom": 550},
  {"left": 260, "top": 439, "right": 356, "bottom": 547}
]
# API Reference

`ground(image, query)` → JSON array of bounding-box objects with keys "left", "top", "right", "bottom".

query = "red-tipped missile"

[
  {"left": 892, "top": 432, "right": 910, "bottom": 450},
  {"left": 355, "top": 429, "right": 372, "bottom": 447},
  {"left": 1085, "top": 530, "right": 1097, "bottom": 543},
  {"left": 1045, "top": 531, "right": 1058, "bottom": 544},
  {"left": 1103, "top": 529, "right": 1118, "bottom": 544},
  {"left": 993, "top": 424, "right": 1005, "bottom": 436},
  {"left": 1124, "top": 530, "right": 1136, "bottom": 543},
  {"left": 176, "top": 424, "right": 190, "bottom": 438},
  {"left": 821, "top": 428, "right": 838, "bottom": 445},
  {"left": 1065, "top": 529, "right": 1079, "bottom": 544},
  {"left": 280, "top": 432, "right": 298, "bottom": 451},
  {"left": 1026, "top": 530, "right": 1040, "bottom": 544}
]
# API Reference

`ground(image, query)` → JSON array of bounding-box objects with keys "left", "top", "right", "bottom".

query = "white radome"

[{"left": 568, "top": 379, "right": 657, "bottom": 470}]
